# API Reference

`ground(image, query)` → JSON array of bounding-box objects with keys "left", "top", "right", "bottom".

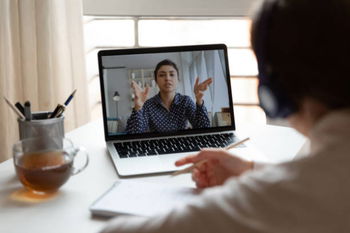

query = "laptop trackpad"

[{"left": 115, "top": 152, "right": 197, "bottom": 177}]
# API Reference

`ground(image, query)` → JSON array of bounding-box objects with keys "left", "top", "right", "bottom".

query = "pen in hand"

[{"left": 171, "top": 137, "right": 250, "bottom": 177}]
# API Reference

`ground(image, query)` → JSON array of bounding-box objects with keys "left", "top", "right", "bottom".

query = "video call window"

[{"left": 101, "top": 50, "right": 232, "bottom": 136}]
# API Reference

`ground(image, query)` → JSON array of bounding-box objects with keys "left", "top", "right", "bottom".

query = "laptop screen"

[{"left": 98, "top": 44, "right": 235, "bottom": 141}]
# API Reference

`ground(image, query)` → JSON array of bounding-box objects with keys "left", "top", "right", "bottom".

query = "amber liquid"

[{"left": 15, "top": 150, "right": 73, "bottom": 193}]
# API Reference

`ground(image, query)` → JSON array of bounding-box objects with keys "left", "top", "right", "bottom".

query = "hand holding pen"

[
  {"left": 50, "top": 89, "right": 77, "bottom": 118},
  {"left": 172, "top": 138, "right": 252, "bottom": 188}
]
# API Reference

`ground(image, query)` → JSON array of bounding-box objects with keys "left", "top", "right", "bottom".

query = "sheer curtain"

[{"left": 0, "top": 0, "right": 90, "bottom": 162}]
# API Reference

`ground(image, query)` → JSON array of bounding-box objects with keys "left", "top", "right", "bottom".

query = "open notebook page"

[{"left": 90, "top": 180, "right": 200, "bottom": 217}]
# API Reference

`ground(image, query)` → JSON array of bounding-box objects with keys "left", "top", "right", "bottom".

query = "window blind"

[{"left": 83, "top": 0, "right": 260, "bottom": 17}]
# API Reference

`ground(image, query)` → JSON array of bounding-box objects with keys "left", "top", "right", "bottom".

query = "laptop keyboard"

[{"left": 114, "top": 133, "right": 242, "bottom": 158}]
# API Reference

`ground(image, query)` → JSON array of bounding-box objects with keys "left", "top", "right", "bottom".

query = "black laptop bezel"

[{"left": 98, "top": 44, "right": 236, "bottom": 142}]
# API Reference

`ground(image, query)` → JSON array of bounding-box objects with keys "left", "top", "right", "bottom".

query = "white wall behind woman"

[{"left": 101, "top": 53, "right": 185, "bottom": 120}]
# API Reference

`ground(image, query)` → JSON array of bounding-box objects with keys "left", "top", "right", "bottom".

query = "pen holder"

[{"left": 17, "top": 112, "right": 65, "bottom": 140}]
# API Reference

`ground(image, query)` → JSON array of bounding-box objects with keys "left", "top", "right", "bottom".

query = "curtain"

[{"left": 0, "top": 0, "right": 90, "bottom": 162}]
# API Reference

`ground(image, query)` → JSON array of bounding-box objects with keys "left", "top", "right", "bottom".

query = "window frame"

[{"left": 82, "top": 0, "right": 260, "bottom": 17}]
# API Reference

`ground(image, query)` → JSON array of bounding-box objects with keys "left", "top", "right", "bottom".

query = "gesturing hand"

[
  {"left": 175, "top": 149, "right": 253, "bottom": 188},
  {"left": 194, "top": 77, "right": 213, "bottom": 105},
  {"left": 131, "top": 81, "right": 150, "bottom": 111}
]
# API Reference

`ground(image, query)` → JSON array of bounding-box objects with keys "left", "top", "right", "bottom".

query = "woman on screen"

[{"left": 126, "top": 59, "right": 212, "bottom": 133}]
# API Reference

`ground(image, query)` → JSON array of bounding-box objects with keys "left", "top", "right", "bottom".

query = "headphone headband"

[{"left": 254, "top": 0, "right": 296, "bottom": 119}]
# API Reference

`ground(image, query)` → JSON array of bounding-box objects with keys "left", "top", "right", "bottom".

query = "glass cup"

[{"left": 13, "top": 136, "right": 89, "bottom": 194}]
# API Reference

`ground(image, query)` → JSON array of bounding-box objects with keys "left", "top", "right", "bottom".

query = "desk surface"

[{"left": 0, "top": 120, "right": 305, "bottom": 233}]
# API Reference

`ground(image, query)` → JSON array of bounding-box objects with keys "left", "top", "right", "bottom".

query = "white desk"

[{"left": 0, "top": 120, "right": 306, "bottom": 233}]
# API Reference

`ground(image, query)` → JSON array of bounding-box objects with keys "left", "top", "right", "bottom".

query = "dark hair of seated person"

[{"left": 250, "top": 0, "right": 350, "bottom": 112}]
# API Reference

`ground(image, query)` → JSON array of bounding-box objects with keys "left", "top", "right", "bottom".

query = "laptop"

[{"left": 98, "top": 44, "right": 259, "bottom": 177}]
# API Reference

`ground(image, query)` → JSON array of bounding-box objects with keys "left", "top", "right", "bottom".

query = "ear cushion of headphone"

[{"left": 258, "top": 78, "right": 295, "bottom": 119}]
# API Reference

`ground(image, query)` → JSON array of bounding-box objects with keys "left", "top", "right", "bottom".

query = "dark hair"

[
  {"left": 251, "top": 0, "right": 350, "bottom": 110},
  {"left": 154, "top": 59, "right": 179, "bottom": 81}
]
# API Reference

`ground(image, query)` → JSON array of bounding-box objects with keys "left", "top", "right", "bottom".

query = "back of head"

[{"left": 251, "top": 0, "right": 350, "bottom": 117}]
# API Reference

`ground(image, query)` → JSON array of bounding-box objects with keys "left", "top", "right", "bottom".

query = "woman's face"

[{"left": 156, "top": 65, "right": 178, "bottom": 94}]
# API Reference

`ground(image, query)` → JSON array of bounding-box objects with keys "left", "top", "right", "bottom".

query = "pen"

[
  {"left": 50, "top": 104, "right": 64, "bottom": 118},
  {"left": 24, "top": 101, "right": 32, "bottom": 121},
  {"left": 55, "top": 104, "right": 65, "bottom": 117},
  {"left": 171, "top": 137, "right": 250, "bottom": 177},
  {"left": 63, "top": 89, "right": 77, "bottom": 106},
  {"left": 224, "top": 137, "right": 250, "bottom": 150},
  {"left": 50, "top": 89, "right": 77, "bottom": 118},
  {"left": 15, "top": 102, "right": 25, "bottom": 115},
  {"left": 3, "top": 97, "right": 25, "bottom": 119}
]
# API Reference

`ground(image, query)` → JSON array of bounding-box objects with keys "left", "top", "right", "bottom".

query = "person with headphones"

[{"left": 101, "top": 0, "right": 350, "bottom": 232}]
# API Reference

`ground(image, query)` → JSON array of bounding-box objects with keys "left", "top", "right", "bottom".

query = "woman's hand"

[
  {"left": 193, "top": 77, "right": 213, "bottom": 105},
  {"left": 175, "top": 149, "right": 253, "bottom": 188},
  {"left": 131, "top": 81, "right": 150, "bottom": 111}
]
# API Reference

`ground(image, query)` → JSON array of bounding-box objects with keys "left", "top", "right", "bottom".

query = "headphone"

[{"left": 254, "top": 0, "right": 297, "bottom": 119}]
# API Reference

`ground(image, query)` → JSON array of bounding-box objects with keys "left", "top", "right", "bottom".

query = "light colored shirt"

[{"left": 101, "top": 109, "right": 350, "bottom": 233}]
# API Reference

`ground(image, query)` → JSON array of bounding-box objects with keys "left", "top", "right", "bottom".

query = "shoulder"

[{"left": 144, "top": 95, "right": 158, "bottom": 108}]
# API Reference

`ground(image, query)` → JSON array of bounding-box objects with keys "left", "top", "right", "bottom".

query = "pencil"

[
  {"left": 3, "top": 97, "right": 25, "bottom": 119},
  {"left": 224, "top": 137, "right": 250, "bottom": 150},
  {"left": 171, "top": 137, "right": 250, "bottom": 177}
]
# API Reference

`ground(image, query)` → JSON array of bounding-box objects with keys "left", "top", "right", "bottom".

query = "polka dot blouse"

[{"left": 126, "top": 93, "right": 210, "bottom": 134}]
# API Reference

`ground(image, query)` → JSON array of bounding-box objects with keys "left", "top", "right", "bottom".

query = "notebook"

[
  {"left": 98, "top": 44, "right": 256, "bottom": 177},
  {"left": 90, "top": 180, "right": 200, "bottom": 217}
]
